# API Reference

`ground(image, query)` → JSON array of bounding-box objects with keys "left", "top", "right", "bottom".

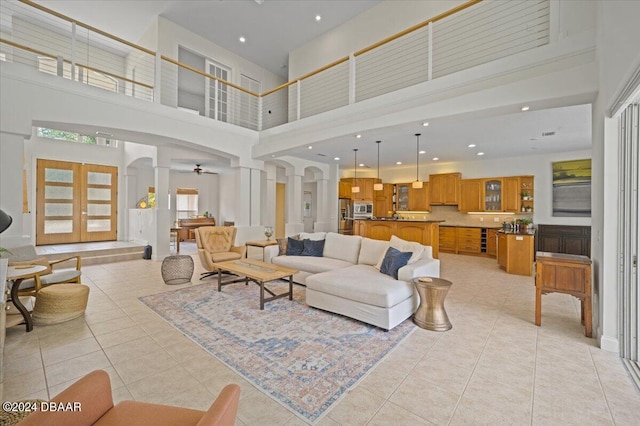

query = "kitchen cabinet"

[
  {"left": 355, "top": 220, "right": 441, "bottom": 258},
  {"left": 439, "top": 227, "right": 457, "bottom": 253},
  {"left": 373, "top": 184, "right": 394, "bottom": 218},
  {"left": 504, "top": 175, "right": 534, "bottom": 213},
  {"left": 456, "top": 227, "right": 482, "bottom": 254},
  {"left": 395, "top": 184, "right": 410, "bottom": 211},
  {"left": 338, "top": 180, "right": 352, "bottom": 199},
  {"left": 536, "top": 225, "right": 591, "bottom": 257},
  {"left": 409, "top": 182, "right": 430, "bottom": 211},
  {"left": 459, "top": 179, "right": 482, "bottom": 212},
  {"left": 503, "top": 176, "right": 520, "bottom": 212},
  {"left": 352, "top": 178, "right": 377, "bottom": 202},
  {"left": 483, "top": 178, "right": 503, "bottom": 211},
  {"left": 430, "top": 173, "right": 461, "bottom": 205},
  {"left": 497, "top": 231, "right": 535, "bottom": 276},
  {"left": 486, "top": 229, "right": 498, "bottom": 257}
]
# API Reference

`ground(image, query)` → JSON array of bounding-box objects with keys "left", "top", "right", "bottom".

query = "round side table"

[
  {"left": 161, "top": 255, "right": 194, "bottom": 285},
  {"left": 413, "top": 277, "right": 453, "bottom": 331}
]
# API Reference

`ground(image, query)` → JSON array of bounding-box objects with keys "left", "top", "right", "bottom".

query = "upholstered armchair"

[
  {"left": 7, "top": 245, "right": 82, "bottom": 297},
  {"left": 17, "top": 370, "right": 241, "bottom": 426},
  {"left": 195, "top": 226, "right": 246, "bottom": 279}
]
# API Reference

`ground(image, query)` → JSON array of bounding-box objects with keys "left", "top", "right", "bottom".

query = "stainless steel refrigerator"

[{"left": 338, "top": 198, "right": 353, "bottom": 234}]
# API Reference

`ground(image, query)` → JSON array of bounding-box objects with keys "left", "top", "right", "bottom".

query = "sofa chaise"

[{"left": 264, "top": 232, "right": 440, "bottom": 330}]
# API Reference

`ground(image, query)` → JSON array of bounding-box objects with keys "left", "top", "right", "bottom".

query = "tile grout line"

[{"left": 588, "top": 346, "right": 617, "bottom": 425}]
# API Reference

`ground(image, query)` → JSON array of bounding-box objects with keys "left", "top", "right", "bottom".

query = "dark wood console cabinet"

[{"left": 536, "top": 225, "right": 591, "bottom": 257}]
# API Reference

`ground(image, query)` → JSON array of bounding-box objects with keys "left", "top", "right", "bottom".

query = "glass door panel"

[{"left": 483, "top": 179, "right": 503, "bottom": 211}]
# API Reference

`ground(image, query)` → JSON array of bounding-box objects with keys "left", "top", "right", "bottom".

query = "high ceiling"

[
  {"left": 28, "top": 0, "right": 592, "bottom": 173},
  {"left": 34, "top": 0, "right": 380, "bottom": 77}
]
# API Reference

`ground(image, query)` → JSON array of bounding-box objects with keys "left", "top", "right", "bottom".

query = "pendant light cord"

[
  {"left": 415, "top": 133, "right": 421, "bottom": 182},
  {"left": 376, "top": 141, "right": 381, "bottom": 179}
]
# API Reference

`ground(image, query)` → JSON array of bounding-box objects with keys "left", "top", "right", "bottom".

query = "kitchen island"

[
  {"left": 497, "top": 229, "right": 535, "bottom": 276},
  {"left": 354, "top": 219, "right": 443, "bottom": 258}
]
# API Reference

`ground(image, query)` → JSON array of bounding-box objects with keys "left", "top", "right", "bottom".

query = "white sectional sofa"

[{"left": 263, "top": 232, "right": 440, "bottom": 330}]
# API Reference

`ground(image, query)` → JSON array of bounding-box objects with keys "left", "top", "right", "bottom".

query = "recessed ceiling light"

[
  {"left": 521, "top": 105, "right": 530, "bottom": 111},
  {"left": 239, "top": 36, "right": 246, "bottom": 43},
  {"left": 356, "top": 134, "right": 362, "bottom": 139},
  {"left": 315, "top": 14, "right": 322, "bottom": 21},
  {"left": 334, "top": 157, "right": 340, "bottom": 161},
  {"left": 271, "top": 154, "right": 275, "bottom": 157},
  {"left": 422, "top": 122, "right": 429, "bottom": 127},
  {"left": 432, "top": 157, "right": 439, "bottom": 161},
  {"left": 477, "top": 152, "right": 485, "bottom": 156},
  {"left": 308, "top": 146, "right": 312, "bottom": 149},
  {"left": 396, "top": 161, "right": 402, "bottom": 165},
  {"left": 359, "top": 163, "right": 364, "bottom": 167},
  {"left": 468, "top": 144, "right": 476, "bottom": 148},
  {"left": 419, "top": 150, "right": 426, "bottom": 154}
]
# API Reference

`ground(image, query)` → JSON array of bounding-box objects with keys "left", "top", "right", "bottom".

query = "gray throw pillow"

[
  {"left": 286, "top": 237, "right": 304, "bottom": 255},
  {"left": 379, "top": 247, "right": 412, "bottom": 279},
  {"left": 301, "top": 239, "right": 325, "bottom": 257}
]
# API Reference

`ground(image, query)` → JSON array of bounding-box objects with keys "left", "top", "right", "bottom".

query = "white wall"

[
  {"left": 592, "top": 0, "right": 640, "bottom": 352},
  {"left": 156, "top": 17, "right": 285, "bottom": 93},
  {"left": 288, "top": 1, "right": 464, "bottom": 80}
]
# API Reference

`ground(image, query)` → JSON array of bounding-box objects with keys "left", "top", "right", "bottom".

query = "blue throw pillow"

[
  {"left": 286, "top": 237, "right": 304, "bottom": 255},
  {"left": 301, "top": 239, "right": 325, "bottom": 257},
  {"left": 380, "top": 247, "right": 412, "bottom": 279}
]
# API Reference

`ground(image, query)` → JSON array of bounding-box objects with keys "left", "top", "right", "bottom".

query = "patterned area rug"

[{"left": 139, "top": 280, "right": 414, "bottom": 423}]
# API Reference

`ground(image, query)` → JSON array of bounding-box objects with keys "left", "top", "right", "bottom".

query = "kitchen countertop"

[
  {"left": 440, "top": 224, "right": 502, "bottom": 229},
  {"left": 498, "top": 229, "right": 536, "bottom": 235},
  {"left": 356, "top": 218, "right": 446, "bottom": 223}
]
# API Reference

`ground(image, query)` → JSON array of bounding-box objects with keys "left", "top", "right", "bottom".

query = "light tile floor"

[{"left": 2, "top": 249, "right": 640, "bottom": 425}]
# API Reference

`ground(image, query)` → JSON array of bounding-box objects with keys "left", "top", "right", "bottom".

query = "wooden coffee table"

[{"left": 211, "top": 259, "right": 298, "bottom": 310}]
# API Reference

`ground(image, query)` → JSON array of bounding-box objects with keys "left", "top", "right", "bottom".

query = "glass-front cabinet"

[
  {"left": 396, "top": 184, "right": 410, "bottom": 211},
  {"left": 483, "top": 179, "right": 502, "bottom": 211}
]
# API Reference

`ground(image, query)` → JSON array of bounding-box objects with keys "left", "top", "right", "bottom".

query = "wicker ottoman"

[
  {"left": 161, "top": 255, "right": 194, "bottom": 284},
  {"left": 33, "top": 284, "right": 90, "bottom": 325}
]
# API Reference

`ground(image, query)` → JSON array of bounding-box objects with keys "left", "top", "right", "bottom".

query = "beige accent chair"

[
  {"left": 195, "top": 226, "right": 246, "bottom": 279},
  {"left": 7, "top": 245, "right": 82, "bottom": 297},
  {"left": 18, "top": 370, "right": 241, "bottom": 426}
]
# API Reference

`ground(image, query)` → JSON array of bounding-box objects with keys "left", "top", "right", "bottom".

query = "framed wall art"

[{"left": 552, "top": 159, "right": 591, "bottom": 217}]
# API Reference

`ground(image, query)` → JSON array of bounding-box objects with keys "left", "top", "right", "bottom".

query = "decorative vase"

[{"left": 264, "top": 226, "right": 273, "bottom": 241}]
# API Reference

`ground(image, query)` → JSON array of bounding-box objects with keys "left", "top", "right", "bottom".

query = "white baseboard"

[{"left": 599, "top": 334, "right": 619, "bottom": 353}]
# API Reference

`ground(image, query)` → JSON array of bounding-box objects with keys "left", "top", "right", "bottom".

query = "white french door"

[{"left": 206, "top": 60, "right": 231, "bottom": 122}]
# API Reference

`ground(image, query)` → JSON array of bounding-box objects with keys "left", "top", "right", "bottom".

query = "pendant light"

[
  {"left": 373, "top": 140, "right": 383, "bottom": 191},
  {"left": 412, "top": 133, "right": 423, "bottom": 189},
  {"left": 351, "top": 148, "right": 360, "bottom": 193}
]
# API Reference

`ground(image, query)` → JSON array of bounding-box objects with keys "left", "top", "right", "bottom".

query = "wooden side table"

[
  {"left": 245, "top": 240, "right": 278, "bottom": 261},
  {"left": 412, "top": 277, "right": 453, "bottom": 331},
  {"left": 535, "top": 251, "right": 592, "bottom": 337}
]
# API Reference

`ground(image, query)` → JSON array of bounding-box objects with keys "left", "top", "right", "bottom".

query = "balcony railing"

[{"left": 0, "top": 0, "right": 550, "bottom": 132}]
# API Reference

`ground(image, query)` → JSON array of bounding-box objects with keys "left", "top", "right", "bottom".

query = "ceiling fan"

[{"left": 193, "top": 164, "right": 216, "bottom": 175}]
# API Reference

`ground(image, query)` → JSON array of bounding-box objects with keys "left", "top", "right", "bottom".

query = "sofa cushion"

[
  {"left": 301, "top": 239, "right": 325, "bottom": 257},
  {"left": 306, "top": 265, "right": 415, "bottom": 308},
  {"left": 272, "top": 255, "right": 353, "bottom": 274},
  {"left": 323, "top": 232, "right": 361, "bottom": 265},
  {"left": 357, "top": 238, "right": 389, "bottom": 267},
  {"left": 379, "top": 247, "right": 412, "bottom": 279},
  {"left": 376, "top": 235, "right": 425, "bottom": 268},
  {"left": 299, "top": 232, "right": 326, "bottom": 241},
  {"left": 286, "top": 237, "right": 304, "bottom": 255},
  {"left": 389, "top": 235, "right": 425, "bottom": 264},
  {"left": 276, "top": 234, "right": 299, "bottom": 256}
]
